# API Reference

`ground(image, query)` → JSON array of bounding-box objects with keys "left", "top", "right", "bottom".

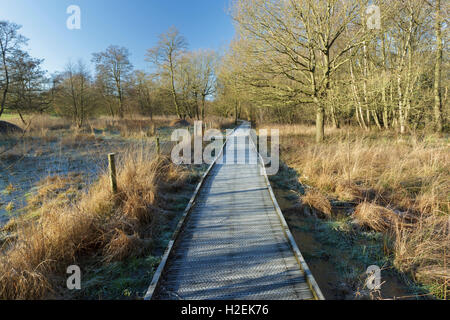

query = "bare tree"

[
  {"left": 232, "top": 0, "right": 373, "bottom": 142},
  {"left": 432, "top": 0, "right": 444, "bottom": 132},
  {"left": 8, "top": 50, "right": 47, "bottom": 124},
  {"left": 177, "top": 54, "right": 197, "bottom": 118},
  {"left": 194, "top": 50, "right": 218, "bottom": 120},
  {"left": 54, "top": 60, "right": 93, "bottom": 128},
  {"left": 93, "top": 73, "right": 117, "bottom": 118},
  {"left": 217, "top": 43, "right": 248, "bottom": 124},
  {"left": 0, "top": 21, "right": 27, "bottom": 118},
  {"left": 92, "top": 45, "right": 133, "bottom": 118},
  {"left": 146, "top": 27, "right": 188, "bottom": 119},
  {"left": 176, "top": 50, "right": 218, "bottom": 120},
  {"left": 131, "top": 70, "right": 155, "bottom": 119}
]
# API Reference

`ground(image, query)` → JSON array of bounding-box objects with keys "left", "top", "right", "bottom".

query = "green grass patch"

[
  {"left": 76, "top": 255, "right": 161, "bottom": 300},
  {"left": 0, "top": 113, "right": 20, "bottom": 120}
]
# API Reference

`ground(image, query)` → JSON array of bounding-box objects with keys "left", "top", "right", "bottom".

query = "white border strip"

[
  {"left": 249, "top": 131, "right": 325, "bottom": 300},
  {"left": 143, "top": 125, "right": 238, "bottom": 300}
]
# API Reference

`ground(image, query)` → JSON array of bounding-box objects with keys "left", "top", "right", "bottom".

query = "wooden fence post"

[
  {"left": 108, "top": 153, "right": 117, "bottom": 194},
  {"left": 156, "top": 137, "right": 161, "bottom": 155}
]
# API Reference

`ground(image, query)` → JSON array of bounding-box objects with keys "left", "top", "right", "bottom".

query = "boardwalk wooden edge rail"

[
  {"left": 143, "top": 125, "right": 238, "bottom": 300},
  {"left": 248, "top": 133, "right": 325, "bottom": 301}
]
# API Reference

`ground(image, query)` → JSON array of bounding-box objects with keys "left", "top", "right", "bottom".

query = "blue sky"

[{"left": 0, "top": 0, "right": 236, "bottom": 74}]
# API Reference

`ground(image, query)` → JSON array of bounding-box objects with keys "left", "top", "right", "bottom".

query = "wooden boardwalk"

[{"left": 145, "top": 122, "right": 324, "bottom": 300}]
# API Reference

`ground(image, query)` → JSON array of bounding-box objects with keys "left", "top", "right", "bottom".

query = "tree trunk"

[
  {"left": 403, "top": 28, "right": 414, "bottom": 131},
  {"left": 118, "top": 98, "right": 124, "bottom": 118},
  {"left": 362, "top": 39, "right": 370, "bottom": 129},
  {"left": 108, "top": 102, "right": 115, "bottom": 118},
  {"left": 381, "top": 33, "right": 389, "bottom": 130},
  {"left": 18, "top": 111, "right": 27, "bottom": 126},
  {"left": 201, "top": 96, "right": 206, "bottom": 121},
  {"left": 350, "top": 62, "right": 368, "bottom": 130},
  {"left": 382, "top": 103, "right": 389, "bottom": 130},
  {"left": 382, "top": 83, "right": 389, "bottom": 129},
  {"left": 234, "top": 100, "right": 239, "bottom": 125},
  {"left": 371, "top": 110, "right": 382, "bottom": 130},
  {"left": 169, "top": 57, "right": 181, "bottom": 119},
  {"left": 115, "top": 77, "right": 124, "bottom": 118},
  {"left": 397, "top": 74, "right": 406, "bottom": 134},
  {"left": 330, "top": 104, "right": 339, "bottom": 129},
  {"left": 397, "top": 7, "right": 414, "bottom": 135},
  {"left": 315, "top": 100, "right": 325, "bottom": 143},
  {"left": 355, "top": 107, "right": 363, "bottom": 128},
  {"left": 0, "top": 50, "right": 9, "bottom": 118},
  {"left": 194, "top": 93, "right": 200, "bottom": 120},
  {"left": 434, "top": 0, "right": 443, "bottom": 132}
]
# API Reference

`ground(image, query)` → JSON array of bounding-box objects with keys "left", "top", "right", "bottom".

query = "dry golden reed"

[
  {"left": 270, "top": 123, "right": 449, "bottom": 298},
  {"left": 0, "top": 149, "right": 186, "bottom": 299},
  {"left": 301, "top": 189, "right": 332, "bottom": 218}
]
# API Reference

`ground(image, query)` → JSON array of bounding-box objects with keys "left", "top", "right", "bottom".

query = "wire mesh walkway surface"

[{"left": 148, "top": 122, "right": 323, "bottom": 300}]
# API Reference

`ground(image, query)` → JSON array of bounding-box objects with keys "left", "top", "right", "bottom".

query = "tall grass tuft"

[
  {"left": 268, "top": 123, "right": 449, "bottom": 299},
  {"left": 301, "top": 189, "right": 332, "bottom": 218},
  {"left": 394, "top": 214, "right": 449, "bottom": 298},
  {"left": 0, "top": 147, "right": 187, "bottom": 299}
]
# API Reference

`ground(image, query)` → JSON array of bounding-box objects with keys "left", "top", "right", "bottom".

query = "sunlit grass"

[{"left": 268, "top": 123, "right": 449, "bottom": 299}]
